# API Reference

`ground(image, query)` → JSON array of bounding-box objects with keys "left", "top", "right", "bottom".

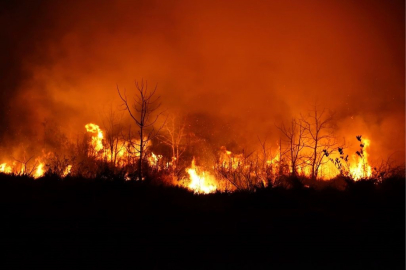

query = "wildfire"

[
  {"left": 266, "top": 153, "right": 279, "bottom": 166},
  {"left": 85, "top": 123, "right": 104, "bottom": 153},
  {"left": 0, "top": 163, "right": 12, "bottom": 174},
  {"left": 0, "top": 120, "right": 375, "bottom": 188},
  {"left": 62, "top": 165, "right": 72, "bottom": 177},
  {"left": 218, "top": 146, "right": 243, "bottom": 170},
  {"left": 85, "top": 123, "right": 161, "bottom": 170},
  {"left": 34, "top": 162, "right": 45, "bottom": 178},
  {"left": 0, "top": 160, "right": 46, "bottom": 178},
  {"left": 186, "top": 158, "right": 217, "bottom": 194},
  {"left": 297, "top": 160, "right": 312, "bottom": 176},
  {"left": 147, "top": 152, "right": 162, "bottom": 167},
  {"left": 318, "top": 161, "right": 341, "bottom": 180},
  {"left": 349, "top": 138, "right": 372, "bottom": 180}
]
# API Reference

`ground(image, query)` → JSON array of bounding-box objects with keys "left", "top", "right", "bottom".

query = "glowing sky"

[{"left": 0, "top": 0, "right": 404, "bottom": 164}]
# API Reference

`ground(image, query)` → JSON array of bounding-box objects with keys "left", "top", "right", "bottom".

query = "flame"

[
  {"left": 266, "top": 154, "right": 279, "bottom": 165},
  {"left": 0, "top": 161, "right": 22, "bottom": 175},
  {"left": 297, "top": 160, "right": 312, "bottom": 176},
  {"left": 84, "top": 123, "right": 153, "bottom": 168},
  {"left": 186, "top": 158, "right": 217, "bottom": 194},
  {"left": 317, "top": 161, "right": 340, "bottom": 179},
  {"left": 218, "top": 146, "right": 243, "bottom": 169},
  {"left": 62, "top": 165, "right": 72, "bottom": 177},
  {"left": 85, "top": 123, "right": 104, "bottom": 153},
  {"left": 349, "top": 139, "right": 372, "bottom": 180},
  {"left": 0, "top": 163, "right": 12, "bottom": 174},
  {"left": 148, "top": 152, "right": 162, "bottom": 167},
  {"left": 260, "top": 139, "right": 374, "bottom": 181},
  {"left": 0, "top": 120, "right": 376, "bottom": 189},
  {"left": 34, "top": 162, "right": 45, "bottom": 178}
]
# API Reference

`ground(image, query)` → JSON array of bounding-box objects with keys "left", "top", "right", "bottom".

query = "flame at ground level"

[
  {"left": 0, "top": 121, "right": 376, "bottom": 190},
  {"left": 349, "top": 139, "right": 372, "bottom": 180},
  {"left": 34, "top": 162, "right": 45, "bottom": 178},
  {"left": 0, "top": 163, "right": 12, "bottom": 174},
  {"left": 186, "top": 159, "right": 217, "bottom": 194},
  {"left": 85, "top": 123, "right": 104, "bottom": 152}
]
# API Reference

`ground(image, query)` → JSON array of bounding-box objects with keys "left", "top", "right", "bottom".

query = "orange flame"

[
  {"left": 148, "top": 152, "right": 162, "bottom": 167},
  {"left": 349, "top": 139, "right": 372, "bottom": 180},
  {"left": 0, "top": 163, "right": 12, "bottom": 174},
  {"left": 186, "top": 158, "right": 217, "bottom": 194},
  {"left": 62, "top": 165, "right": 72, "bottom": 177},
  {"left": 33, "top": 162, "right": 45, "bottom": 178},
  {"left": 85, "top": 123, "right": 104, "bottom": 153},
  {"left": 0, "top": 121, "right": 376, "bottom": 188},
  {"left": 218, "top": 146, "right": 243, "bottom": 169}
]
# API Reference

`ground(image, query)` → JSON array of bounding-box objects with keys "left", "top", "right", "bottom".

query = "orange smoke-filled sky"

[{"left": 0, "top": 0, "right": 404, "bottom": 164}]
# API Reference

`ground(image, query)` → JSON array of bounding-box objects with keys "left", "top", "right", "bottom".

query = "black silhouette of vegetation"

[
  {"left": 117, "top": 80, "right": 165, "bottom": 181},
  {"left": 0, "top": 172, "right": 404, "bottom": 269}
]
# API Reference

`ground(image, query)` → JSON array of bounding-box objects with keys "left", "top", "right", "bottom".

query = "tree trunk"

[{"left": 139, "top": 128, "right": 143, "bottom": 181}]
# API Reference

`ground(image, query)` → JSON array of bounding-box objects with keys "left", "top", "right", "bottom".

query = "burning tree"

[{"left": 117, "top": 80, "right": 164, "bottom": 181}]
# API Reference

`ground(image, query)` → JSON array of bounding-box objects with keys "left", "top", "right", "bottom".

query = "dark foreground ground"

[{"left": 0, "top": 174, "right": 404, "bottom": 269}]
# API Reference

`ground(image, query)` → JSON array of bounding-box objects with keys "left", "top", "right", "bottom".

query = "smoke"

[{"left": 0, "top": 0, "right": 404, "bottom": 164}]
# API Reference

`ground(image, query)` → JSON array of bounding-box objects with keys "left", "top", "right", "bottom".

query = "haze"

[{"left": 0, "top": 0, "right": 404, "bottom": 164}]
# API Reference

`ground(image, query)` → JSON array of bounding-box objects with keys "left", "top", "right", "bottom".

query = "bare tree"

[
  {"left": 257, "top": 136, "right": 275, "bottom": 186},
  {"left": 117, "top": 80, "right": 164, "bottom": 181},
  {"left": 11, "top": 147, "right": 41, "bottom": 177},
  {"left": 216, "top": 149, "right": 256, "bottom": 191},
  {"left": 277, "top": 118, "right": 307, "bottom": 177},
  {"left": 13, "top": 155, "right": 36, "bottom": 176},
  {"left": 257, "top": 136, "right": 270, "bottom": 169},
  {"left": 158, "top": 113, "right": 189, "bottom": 169},
  {"left": 372, "top": 154, "right": 405, "bottom": 182},
  {"left": 300, "top": 106, "right": 338, "bottom": 179}
]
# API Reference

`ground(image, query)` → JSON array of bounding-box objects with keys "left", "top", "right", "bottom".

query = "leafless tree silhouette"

[
  {"left": 158, "top": 113, "right": 190, "bottom": 171},
  {"left": 117, "top": 80, "right": 165, "bottom": 181},
  {"left": 300, "top": 106, "right": 339, "bottom": 179},
  {"left": 277, "top": 118, "right": 307, "bottom": 177}
]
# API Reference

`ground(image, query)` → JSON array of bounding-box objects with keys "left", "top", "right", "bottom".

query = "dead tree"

[
  {"left": 300, "top": 106, "right": 338, "bottom": 179},
  {"left": 158, "top": 113, "right": 188, "bottom": 169},
  {"left": 257, "top": 136, "right": 274, "bottom": 186},
  {"left": 277, "top": 118, "right": 307, "bottom": 177},
  {"left": 117, "top": 80, "right": 164, "bottom": 181},
  {"left": 12, "top": 153, "right": 37, "bottom": 176},
  {"left": 257, "top": 136, "right": 270, "bottom": 169}
]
